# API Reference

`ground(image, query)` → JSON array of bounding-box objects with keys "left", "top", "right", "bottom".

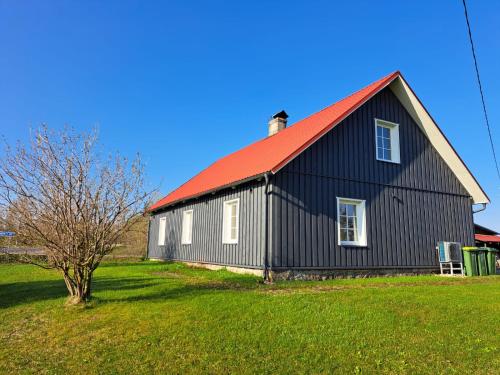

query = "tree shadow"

[
  {"left": 99, "top": 261, "right": 165, "bottom": 268},
  {"left": 96, "top": 279, "right": 260, "bottom": 304},
  {"left": 1, "top": 261, "right": 263, "bottom": 309},
  {"left": 0, "top": 279, "right": 66, "bottom": 309},
  {"left": 0, "top": 276, "right": 158, "bottom": 309}
]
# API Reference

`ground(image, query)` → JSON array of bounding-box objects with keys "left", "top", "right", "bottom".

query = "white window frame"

[
  {"left": 375, "top": 118, "right": 400, "bottom": 164},
  {"left": 336, "top": 197, "right": 367, "bottom": 247},
  {"left": 181, "top": 210, "right": 193, "bottom": 245},
  {"left": 158, "top": 217, "right": 166, "bottom": 246},
  {"left": 222, "top": 198, "right": 240, "bottom": 244}
]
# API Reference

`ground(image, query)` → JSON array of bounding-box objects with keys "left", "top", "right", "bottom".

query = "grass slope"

[{"left": 0, "top": 262, "right": 499, "bottom": 374}]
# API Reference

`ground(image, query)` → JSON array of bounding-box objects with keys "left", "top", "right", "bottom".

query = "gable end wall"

[{"left": 271, "top": 88, "right": 474, "bottom": 269}]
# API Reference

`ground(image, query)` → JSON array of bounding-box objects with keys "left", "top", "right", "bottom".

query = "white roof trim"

[{"left": 389, "top": 76, "right": 489, "bottom": 204}]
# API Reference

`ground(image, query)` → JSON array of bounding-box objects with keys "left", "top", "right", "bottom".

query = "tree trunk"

[
  {"left": 82, "top": 271, "right": 93, "bottom": 301},
  {"left": 63, "top": 268, "right": 93, "bottom": 304},
  {"left": 62, "top": 272, "right": 76, "bottom": 297}
]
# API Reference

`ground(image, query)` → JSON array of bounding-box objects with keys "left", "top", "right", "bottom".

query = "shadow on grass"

[
  {"left": 0, "top": 258, "right": 264, "bottom": 308},
  {"left": 95, "top": 280, "right": 260, "bottom": 304},
  {"left": 99, "top": 260, "right": 180, "bottom": 268},
  {"left": 0, "top": 277, "right": 159, "bottom": 309}
]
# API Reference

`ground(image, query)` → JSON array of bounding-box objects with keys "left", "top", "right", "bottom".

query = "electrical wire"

[{"left": 462, "top": 0, "right": 500, "bottom": 182}]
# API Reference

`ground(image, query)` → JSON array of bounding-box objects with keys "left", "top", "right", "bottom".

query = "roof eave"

[
  {"left": 390, "top": 74, "right": 490, "bottom": 204},
  {"left": 147, "top": 172, "right": 269, "bottom": 213}
]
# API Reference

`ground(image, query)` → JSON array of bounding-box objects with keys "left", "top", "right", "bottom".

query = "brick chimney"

[{"left": 268, "top": 110, "right": 288, "bottom": 136}]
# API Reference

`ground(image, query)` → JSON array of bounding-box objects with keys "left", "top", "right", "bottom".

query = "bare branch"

[{"left": 0, "top": 126, "right": 154, "bottom": 303}]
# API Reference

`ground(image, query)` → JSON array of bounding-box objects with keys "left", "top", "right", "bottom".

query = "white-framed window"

[
  {"left": 375, "top": 119, "right": 400, "bottom": 163},
  {"left": 222, "top": 198, "right": 239, "bottom": 244},
  {"left": 181, "top": 210, "right": 193, "bottom": 245},
  {"left": 337, "top": 197, "right": 367, "bottom": 246},
  {"left": 158, "top": 217, "right": 166, "bottom": 246}
]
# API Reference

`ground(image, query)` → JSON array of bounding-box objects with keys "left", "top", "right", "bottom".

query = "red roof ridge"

[
  {"left": 294, "top": 70, "right": 400, "bottom": 125},
  {"left": 270, "top": 71, "right": 400, "bottom": 173},
  {"left": 265, "top": 70, "right": 400, "bottom": 143}
]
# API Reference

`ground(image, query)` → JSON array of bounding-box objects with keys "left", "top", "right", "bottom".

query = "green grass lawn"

[{"left": 0, "top": 262, "right": 499, "bottom": 374}]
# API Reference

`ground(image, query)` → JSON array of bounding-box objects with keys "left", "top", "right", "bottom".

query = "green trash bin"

[
  {"left": 462, "top": 247, "right": 479, "bottom": 276},
  {"left": 484, "top": 248, "right": 499, "bottom": 275},
  {"left": 477, "top": 249, "right": 488, "bottom": 276}
]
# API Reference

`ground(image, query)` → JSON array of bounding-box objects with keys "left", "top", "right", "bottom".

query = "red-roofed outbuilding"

[{"left": 474, "top": 224, "right": 500, "bottom": 250}]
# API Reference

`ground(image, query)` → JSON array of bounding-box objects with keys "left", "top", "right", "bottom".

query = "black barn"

[{"left": 147, "top": 72, "right": 489, "bottom": 279}]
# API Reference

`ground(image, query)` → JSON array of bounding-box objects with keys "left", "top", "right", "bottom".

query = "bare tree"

[{"left": 0, "top": 126, "right": 152, "bottom": 303}]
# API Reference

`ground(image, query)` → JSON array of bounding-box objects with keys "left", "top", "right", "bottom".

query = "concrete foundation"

[{"left": 181, "top": 261, "right": 264, "bottom": 277}]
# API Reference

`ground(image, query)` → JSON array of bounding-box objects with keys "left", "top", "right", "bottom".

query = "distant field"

[
  {"left": 0, "top": 262, "right": 498, "bottom": 374},
  {"left": 105, "top": 244, "right": 146, "bottom": 259},
  {"left": 0, "top": 244, "right": 145, "bottom": 259}
]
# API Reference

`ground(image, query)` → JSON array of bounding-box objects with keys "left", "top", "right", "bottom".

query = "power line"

[{"left": 461, "top": 0, "right": 500, "bottom": 183}]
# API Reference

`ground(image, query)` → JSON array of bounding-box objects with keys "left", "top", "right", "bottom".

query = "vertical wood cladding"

[
  {"left": 271, "top": 87, "right": 474, "bottom": 269},
  {"left": 148, "top": 180, "right": 266, "bottom": 268},
  {"left": 148, "top": 87, "right": 476, "bottom": 271}
]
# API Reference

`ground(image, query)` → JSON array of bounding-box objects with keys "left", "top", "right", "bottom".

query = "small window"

[
  {"left": 181, "top": 210, "right": 193, "bottom": 245},
  {"left": 375, "top": 119, "right": 400, "bottom": 163},
  {"left": 222, "top": 199, "right": 239, "bottom": 244},
  {"left": 158, "top": 217, "right": 166, "bottom": 246},
  {"left": 337, "top": 197, "right": 366, "bottom": 246}
]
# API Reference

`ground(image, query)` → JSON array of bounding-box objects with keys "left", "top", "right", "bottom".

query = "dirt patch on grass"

[
  {"left": 151, "top": 266, "right": 497, "bottom": 296},
  {"left": 188, "top": 280, "right": 257, "bottom": 291},
  {"left": 1, "top": 313, "right": 49, "bottom": 342},
  {"left": 151, "top": 271, "right": 259, "bottom": 291},
  {"left": 260, "top": 278, "right": 494, "bottom": 295},
  {"left": 262, "top": 285, "right": 353, "bottom": 295},
  {"left": 151, "top": 271, "right": 185, "bottom": 279}
]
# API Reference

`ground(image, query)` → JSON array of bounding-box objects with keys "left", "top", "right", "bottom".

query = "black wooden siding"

[
  {"left": 271, "top": 87, "right": 474, "bottom": 269},
  {"left": 148, "top": 180, "right": 266, "bottom": 268}
]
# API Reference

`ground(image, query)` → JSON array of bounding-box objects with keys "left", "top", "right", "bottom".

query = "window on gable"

[
  {"left": 375, "top": 119, "right": 400, "bottom": 163},
  {"left": 337, "top": 197, "right": 366, "bottom": 246},
  {"left": 222, "top": 199, "right": 239, "bottom": 244},
  {"left": 158, "top": 217, "right": 166, "bottom": 246},
  {"left": 181, "top": 210, "right": 193, "bottom": 245}
]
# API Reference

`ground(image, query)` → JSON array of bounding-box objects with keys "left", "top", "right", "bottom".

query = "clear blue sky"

[{"left": 1, "top": 1, "right": 499, "bottom": 231}]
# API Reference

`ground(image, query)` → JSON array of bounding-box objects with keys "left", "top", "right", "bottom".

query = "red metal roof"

[
  {"left": 149, "top": 71, "right": 400, "bottom": 211},
  {"left": 475, "top": 234, "right": 500, "bottom": 243}
]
